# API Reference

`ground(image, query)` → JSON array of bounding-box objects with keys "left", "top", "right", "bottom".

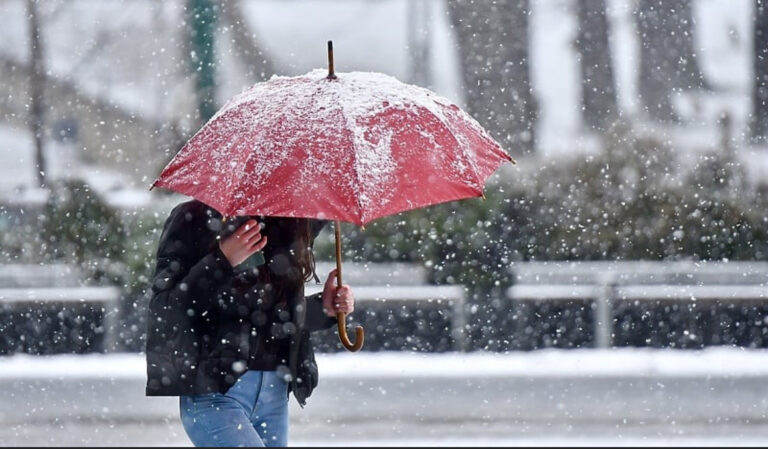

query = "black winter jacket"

[{"left": 144, "top": 200, "right": 336, "bottom": 406}]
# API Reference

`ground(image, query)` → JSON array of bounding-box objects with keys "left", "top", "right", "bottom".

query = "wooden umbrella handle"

[
  {"left": 335, "top": 220, "right": 364, "bottom": 352},
  {"left": 336, "top": 312, "right": 364, "bottom": 352}
]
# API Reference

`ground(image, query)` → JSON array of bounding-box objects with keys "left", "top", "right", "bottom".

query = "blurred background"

[{"left": 1, "top": 0, "right": 768, "bottom": 446}]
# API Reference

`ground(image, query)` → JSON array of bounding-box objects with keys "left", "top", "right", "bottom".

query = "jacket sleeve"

[
  {"left": 149, "top": 203, "right": 234, "bottom": 320},
  {"left": 304, "top": 292, "right": 338, "bottom": 332}
]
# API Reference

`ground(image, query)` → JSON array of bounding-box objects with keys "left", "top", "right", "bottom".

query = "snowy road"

[{"left": 1, "top": 349, "right": 768, "bottom": 446}]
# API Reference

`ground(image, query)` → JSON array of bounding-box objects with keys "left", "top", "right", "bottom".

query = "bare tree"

[
  {"left": 447, "top": 0, "right": 537, "bottom": 155},
  {"left": 575, "top": 0, "right": 618, "bottom": 133},
  {"left": 26, "top": 0, "right": 46, "bottom": 188},
  {"left": 752, "top": 0, "right": 768, "bottom": 143}
]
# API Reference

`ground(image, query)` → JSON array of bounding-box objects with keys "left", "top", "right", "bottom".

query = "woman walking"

[{"left": 145, "top": 199, "right": 355, "bottom": 447}]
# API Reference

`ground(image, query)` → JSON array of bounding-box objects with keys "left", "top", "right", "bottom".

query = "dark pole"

[
  {"left": 576, "top": 0, "right": 618, "bottom": 132},
  {"left": 27, "top": 0, "right": 46, "bottom": 188},
  {"left": 752, "top": 0, "right": 768, "bottom": 143},
  {"left": 187, "top": 0, "right": 217, "bottom": 122}
]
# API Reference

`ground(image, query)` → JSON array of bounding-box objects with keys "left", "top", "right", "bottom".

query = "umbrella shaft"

[{"left": 334, "top": 220, "right": 343, "bottom": 287}]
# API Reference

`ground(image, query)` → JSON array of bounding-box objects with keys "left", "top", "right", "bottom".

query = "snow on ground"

[
  {"left": 3, "top": 346, "right": 768, "bottom": 380},
  {"left": 292, "top": 436, "right": 768, "bottom": 447},
  {"left": 2, "top": 347, "right": 768, "bottom": 447}
]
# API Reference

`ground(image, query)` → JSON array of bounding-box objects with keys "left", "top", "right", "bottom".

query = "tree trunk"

[
  {"left": 575, "top": 0, "right": 618, "bottom": 133},
  {"left": 635, "top": 0, "right": 707, "bottom": 123},
  {"left": 752, "top": 0, "right": 768, "bottom": 143},
  {"left": 26, "top": 0, "right": 46, "bottom": 188},
  {"left": 447, "top": 0, "right": 536, "bottom": 155},
  {"left": 218, "top": 0, "right": 277, "bottom": 82},
  {"left": 407, "top": 0, "right": 432, "bottom": 88},
  {"left": 186, "top": 0, "right": 217, "bottom": 122}
]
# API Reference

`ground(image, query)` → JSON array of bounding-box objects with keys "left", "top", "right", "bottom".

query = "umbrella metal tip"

[{"left": 327, "top": 40, "right": 337, "bottom": 79}]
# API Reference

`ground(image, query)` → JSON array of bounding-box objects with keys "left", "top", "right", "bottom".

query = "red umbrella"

[{"left": 151, "top": 42, "right": 515, "bottom": 351}]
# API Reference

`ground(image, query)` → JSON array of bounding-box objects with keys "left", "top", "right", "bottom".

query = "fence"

[
  {"left": 3, "top": 261, "right": 768, "bottom": 354},
  {"left": 507, "top": 261, "right": 768, "bottom": 349},
  {"left": 309, "top": 262, "right": 467, "bottom": 351},
  {"left": 0, "top": 264, "right": 121, "bottom": 354}
]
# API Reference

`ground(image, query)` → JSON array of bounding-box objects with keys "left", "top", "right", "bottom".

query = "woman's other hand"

[
  {"left": 219, "top": 219, "right": 267, "bottom": 267},
  {"left": 321, "top": 268, "right": 355, "bottom": 317}
]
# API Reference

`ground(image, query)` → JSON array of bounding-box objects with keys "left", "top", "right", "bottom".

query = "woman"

[{"left": 144, "top": 199, "right": 355, "bottom": 447}]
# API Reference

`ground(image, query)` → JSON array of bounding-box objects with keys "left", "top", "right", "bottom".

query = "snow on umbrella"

[{"left": 151, "top": 41, "right": 515, "bottom": 351}]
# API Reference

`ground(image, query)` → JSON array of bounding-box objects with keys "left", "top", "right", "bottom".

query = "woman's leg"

[
  {"left": 180, "top": 392, "right": 265, "bottom": 447},
  {"left": 249, "top": 371, "right": 290, "bottom": 447}
]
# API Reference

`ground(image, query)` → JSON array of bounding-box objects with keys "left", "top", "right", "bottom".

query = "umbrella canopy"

[
  {"left": 152, "top": 70, "right": 513, "bottom": 226},
  {"left": 151, "top": 42, "right": 516, "bottom": 352}
]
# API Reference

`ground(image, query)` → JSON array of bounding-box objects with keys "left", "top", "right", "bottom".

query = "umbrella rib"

[
  {"left": 351, "top": 134, "right": 367, "bottom": 225},
  {"left": 390, "top": 85, "right": 487, "bottom": 194},
  {"left": 225, "top": 134, "right": 255, "bottom": 217},
  {"left": 428, "top": 101, "right": 486, "bottom": 195},
  {"left": 337, "top": 93, "right": 366, "bottom": 225},
  {"left": 380, "top": 83, "right": 487, "bottom": 195}
]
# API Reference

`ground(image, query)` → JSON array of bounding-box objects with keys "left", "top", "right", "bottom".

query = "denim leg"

[
  {"left": 180, "top": 392, "right": 265, "bottom": 447},
  {"left": 250, "top": 371, "right": 290, "bottom": 447}
]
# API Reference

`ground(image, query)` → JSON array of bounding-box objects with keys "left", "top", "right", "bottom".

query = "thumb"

[{"left": 325, "top": 268, "right": 339, "bottom": 288}]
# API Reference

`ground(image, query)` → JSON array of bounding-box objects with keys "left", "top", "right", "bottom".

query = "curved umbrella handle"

[
  {"left": 337, "top": 312, "right": 364, "bottom": 352},
  {"left": 334, "top": 220, "right": 364, "bottom": 352}
]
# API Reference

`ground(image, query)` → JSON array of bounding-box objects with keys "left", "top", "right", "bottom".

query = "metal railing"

[
  {"left": 306, "top": 283, "right": 467, "bottom": 351},
  {"left": 0, "top": 265, "right": 122, "bottom": 353},
  {"left": 506, "top": 261, "right": 768, "bottom": 348}
]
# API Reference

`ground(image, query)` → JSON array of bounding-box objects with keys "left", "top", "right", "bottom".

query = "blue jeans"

[{"left": 180, "top": 370, "right": 289, "bottom": 447}]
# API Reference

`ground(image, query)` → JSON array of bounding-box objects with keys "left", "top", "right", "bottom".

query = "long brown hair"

[
  {"left": 257, "top": 216, "right": 320, "bottom": 310},
  {"left": 260, "top": 216, "right": 316, "bottom": 283},
  {"left": 217, "top": 214, "right": 323, "bottom": 309}
]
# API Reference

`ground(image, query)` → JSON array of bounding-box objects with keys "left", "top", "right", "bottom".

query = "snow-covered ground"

[
  {"left": 2, "top": 347, "right": 768, "bottom": 446},
  {"left": 4, "top": 346, "right": 768, "bottom": 380}
]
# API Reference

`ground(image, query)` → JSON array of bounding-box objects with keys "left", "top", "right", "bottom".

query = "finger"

[
  {"left": 335, "top": 301, "right": 353, "bottom": 313},
  {"left": 240, "top": 222, "right": 262, "bottom": 240},
  {"left": 335, "top": 285, "right": 351, "bottom": 297},
  {"left": 242, "top": 227, "right": 262, "bottom": 243},
  {"left": 325, "top": 269, "right": 338, "bottom": 287},
  {"left": 249, "top": 235, "right": 267, "bottom": 251},
  {"left": 235, "top": 219, "right": 260, "bottom": 237},
  {"left": 242, "top": 240, "right": 265, "bottom": 260}
]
